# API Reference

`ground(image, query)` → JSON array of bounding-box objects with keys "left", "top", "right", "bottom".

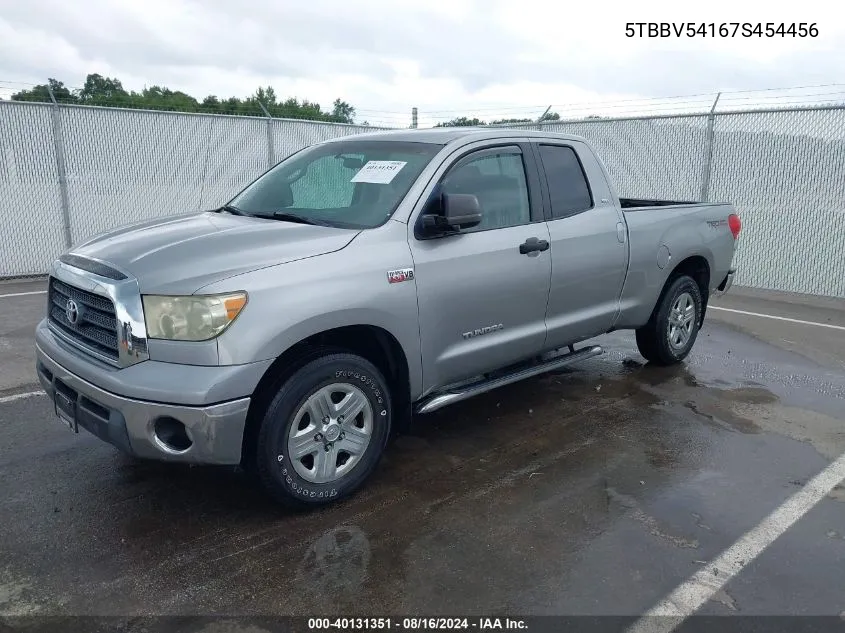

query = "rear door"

[
  {"left": 408, "top": 141, "right": 552, "bottom": 391},
  {"left": 531, "top": 140, "right": 629, "bottom": 349}
]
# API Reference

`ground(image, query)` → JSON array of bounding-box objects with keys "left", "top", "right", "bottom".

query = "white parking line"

[
  {"left": 0, "top": 290, "right": 47, "bottom": 299},
  {"left": 0, "top": 390, "right": 46, "bottom": 404},
  {"left": 628, "top": 450, "right": 845, "bottom": 633},
  {"left": 710, "top": 306, "right": 845, "bottom": 332}
]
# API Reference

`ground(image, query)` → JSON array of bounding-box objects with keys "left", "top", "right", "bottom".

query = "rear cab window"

[{"left": 536, "top": 144, "right": 593, "bottom": 220}]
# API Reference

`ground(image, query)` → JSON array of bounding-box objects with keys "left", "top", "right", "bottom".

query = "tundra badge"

[{"left": 462, "top": 324, "right": 504, "bottom": 339}]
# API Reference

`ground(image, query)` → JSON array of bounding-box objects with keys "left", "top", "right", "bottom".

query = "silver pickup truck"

[{"left": 35, "top": 128, "right": 741, "bottom": 507}]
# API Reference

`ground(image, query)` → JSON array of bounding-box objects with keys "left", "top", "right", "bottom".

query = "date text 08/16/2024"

[{"left": 625, "top": 22, "right": 818, "bottom": 38}]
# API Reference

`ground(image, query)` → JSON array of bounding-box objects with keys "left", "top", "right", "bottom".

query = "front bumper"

[
  {"left": 713, "top": 268, "right": 736, "bottom": 297},
  {"left": 36, "top": 344, "right": 251, "bottom": 466}
]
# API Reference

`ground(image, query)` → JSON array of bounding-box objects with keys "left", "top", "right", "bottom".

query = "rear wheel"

[
  {"left": 635, "top": 275, "right": 703, "bottom": 365},
  {"left": 254, "top": 352, "right": 392, "bottom": 507}
]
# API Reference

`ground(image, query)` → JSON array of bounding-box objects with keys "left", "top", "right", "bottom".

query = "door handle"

[
  {"left": 519, "top": 237, "right": 550, "bottom": 255},
  {"left": 616, "top": 222, "right": 626, "bottom": 244}
]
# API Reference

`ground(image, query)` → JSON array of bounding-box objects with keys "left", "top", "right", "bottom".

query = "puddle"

[
  {"left": 719, "top": 387, "right": 780, "bottom": 405},
  {"left": 0, "top": 569, "right": 43, "bottom": 616},
  {"left": 828, "top": 485, "right": 845, "bottom": 503},
  {"left": 681, "top": 400, "right": 760, "bottom": 435},
  {"left": 606, "top": 487, "right": 699, "bottom": 550}
]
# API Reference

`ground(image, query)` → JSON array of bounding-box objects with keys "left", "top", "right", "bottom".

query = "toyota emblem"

[{"left": 65, "top": 299, "right": 79, "bottom": 325}]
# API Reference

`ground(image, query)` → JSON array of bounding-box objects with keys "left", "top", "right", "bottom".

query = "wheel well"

[
  {"left": 240, "top": 325, "right": 411, "bottom": 467},
  {"left": 670, "top": 255, "right": 709, "bottom": 293},
  {"left": 667, "top": 255, "right": 711, "bottom": 325}
]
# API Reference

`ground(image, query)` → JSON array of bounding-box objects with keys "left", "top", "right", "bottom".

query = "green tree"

[
  {"left": 254, "top": 85, "right": 278, "bottom": 108},
  {"left": 274, "top": 97, "right": 322, "bottom": 120},
  {"left": 330, "top": 99, "right": 355, "bottom": 123},
  {"left": 9, "top": 72, "right": 357, "bottom": 123},
  {"left": 139, "top": 85, "right": 199, "bottom": 112},
  {"left": 222, "top": 96, "right": 244, "bottom": 115},
  {"left": 434, "top": 116, "right": 487, "bottom": 127},
  {"left": 201, "top": 95, "right": 221, "bottom": 113},
  {"left": 78, "top": 73, "right": 129, "bottom": 105},
  {"left": 490, "top": 117, "right": 533, "bottom": 125},
  {"left": 433, "top": 112, "right": 559, "bottom": 128},
  {"left": 11, "top": 78, "right": 77, "bottom": 103}
]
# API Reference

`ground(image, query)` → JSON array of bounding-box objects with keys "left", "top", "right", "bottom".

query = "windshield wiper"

[
  {"left": 226, "top": 208, "right": 333, "bottom": 226},
  {"left": 216, "top": 204, "right": 244, "bottom": 216},
  {"left": 264, "top": 212, "right": 333, "bottom": 227}
]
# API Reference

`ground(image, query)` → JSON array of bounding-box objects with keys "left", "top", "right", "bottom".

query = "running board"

[{"left": 414, "top": 345, "right": 603, "bottom": 415}]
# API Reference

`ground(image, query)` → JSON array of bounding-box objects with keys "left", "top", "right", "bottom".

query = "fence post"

[
  {"left": 699, "top": 92, "right": 721, "bottom": 202},
  {"left": 536, "top": 105, "right": 551, "bottom": 131},
  {"left": 258, "top": 100, "right": 275, "bottom": 169},
  {"left": 46, "top": 83, "right": 73, "bottom": 249}
]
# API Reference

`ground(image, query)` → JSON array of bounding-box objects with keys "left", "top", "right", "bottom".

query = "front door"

[{"left": 408, "top": 143, "right": 552, "bottom": 392}]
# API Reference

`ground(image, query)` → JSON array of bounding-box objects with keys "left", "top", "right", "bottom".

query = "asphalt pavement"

[{"left": 1, "top": 280, "right": 844, "bottom": 626}]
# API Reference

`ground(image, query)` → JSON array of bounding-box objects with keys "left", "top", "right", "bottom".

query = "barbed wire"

[
  {"left": 420, "top": 82, "right": 845, "bottom": 114},
  {"left": 7, "top": 79, "right": 845, "bottom": 111},
  {"left": 416, "top": 88, "right": 845, "bottom": 123},
  {"left": 4, "top": 78, "right": 845, "bottom": 126}
]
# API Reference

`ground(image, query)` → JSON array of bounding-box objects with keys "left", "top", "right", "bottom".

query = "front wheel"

[
  {"left": 254, "top": 353, "right": 392, "bottom": 508},
  {"left": 635, "top": 275, "right": 703, "bottom": 366}
]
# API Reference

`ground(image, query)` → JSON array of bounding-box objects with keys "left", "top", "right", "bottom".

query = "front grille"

[{"left": 48, "top": 277, "right": 119, "bottom": 361}]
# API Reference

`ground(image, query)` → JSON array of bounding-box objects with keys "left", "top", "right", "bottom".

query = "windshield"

[{"left": 228, "top": 139, "right": 443, "bottom": 229}]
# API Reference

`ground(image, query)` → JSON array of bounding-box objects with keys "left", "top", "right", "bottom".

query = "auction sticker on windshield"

[{"left": 351, "top": 160, "right": 407, "bottom": 184}]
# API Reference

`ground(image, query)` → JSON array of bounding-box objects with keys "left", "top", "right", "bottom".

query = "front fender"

[
  {"left": 248, "top": 306, "right": 422, "bottom": 397},
  {"left": 206, "top": 224, "right": 424, "bottom": 398}
]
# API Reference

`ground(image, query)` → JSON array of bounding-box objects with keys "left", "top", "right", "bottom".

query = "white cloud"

[{"left": 1, "top": 0, "right": 844, "bottom": 126}]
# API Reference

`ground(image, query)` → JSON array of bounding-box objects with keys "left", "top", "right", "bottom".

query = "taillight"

[{"left": 728, "top": 214, "right": 741, "bottom": 239}]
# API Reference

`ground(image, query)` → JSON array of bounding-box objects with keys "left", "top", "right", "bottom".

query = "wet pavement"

[{"left": 1, "top": 282, "right": 844, "bottom": 620}]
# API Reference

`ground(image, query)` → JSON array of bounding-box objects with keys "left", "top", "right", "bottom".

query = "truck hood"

[{"left": 70, "top": 212, "right": 360, "bottom": 294}]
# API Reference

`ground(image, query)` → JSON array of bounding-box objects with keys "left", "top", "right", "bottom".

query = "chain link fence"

[
  {"left": 524, "top": 116, "right": 712, "bottom": 202},
  {"left": 708, "top": 108, "right": 845, "bottom": 297},
  {"left": 0, "top": 101, "right": 384, "bottom": 277},
  {"left": 1, "top": 100, "right": 844, "bottom": 298},
  {"left": 0, "top": 102, "right": 67, "bottom": 277},
  {"left": 496, "top": 107, "right": 845, "bottom": 298}
]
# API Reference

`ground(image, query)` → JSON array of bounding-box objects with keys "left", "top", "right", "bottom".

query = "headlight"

[{"left": 142, "top": 292, "right": 247, "bottom": 341}]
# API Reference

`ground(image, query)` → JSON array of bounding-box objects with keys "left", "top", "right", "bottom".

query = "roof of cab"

[{"left": 319, "top": 126, "right": 588, "bottom": 146}]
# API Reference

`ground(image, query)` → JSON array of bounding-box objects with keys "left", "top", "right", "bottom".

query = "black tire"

[
  {"left": 254, "top": 352, "right": 392, "bottom": 508},
  {"left": 635, "top": 275, "right": 703, "bottom": 366}
]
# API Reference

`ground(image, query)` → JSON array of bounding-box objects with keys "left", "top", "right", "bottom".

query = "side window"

[
  {"left": 290, "top": 154, "right": 360, "bottom": 209},
  {"left": 440, "top": 148, "right": 531, "bottom": 231},
  {"left": 537, "top": 145, "right": 593, "bottom": 219}
]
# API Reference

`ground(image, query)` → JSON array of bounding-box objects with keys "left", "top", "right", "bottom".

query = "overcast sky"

[{"left": 1, "top": 0, "right": 844, "bottom": 127}]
